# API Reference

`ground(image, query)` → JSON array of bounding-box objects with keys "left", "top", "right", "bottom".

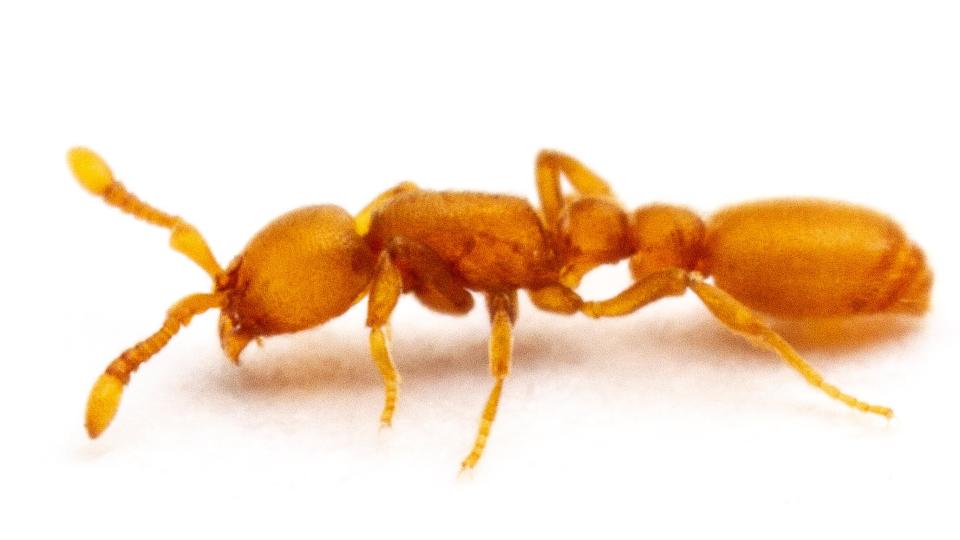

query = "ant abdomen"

[{"left": 700, "top": 199, "right": 932, "bottom": 317}]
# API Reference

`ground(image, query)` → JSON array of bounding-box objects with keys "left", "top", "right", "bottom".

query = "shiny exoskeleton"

[{"left": 69, "top": 148, "right": 931, "bottom": 471}]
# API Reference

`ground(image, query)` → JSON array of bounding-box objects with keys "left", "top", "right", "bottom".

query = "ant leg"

[
  {"left": 85, "top": 292, "right": 224, "bottom": 438},
  {"left": 535, "top": 150, "right": 616, "bottom": 231},
  {"left": 366, "top": 238, "right": 476, "bottom": 427},
  {"left": 387, "top": 237, "right": 474, "bottom": 315},
  {"left": 354, "top": 181, "right": 420, "bottom": 236},
  {"left": 581, "top": 270, "right": 892, "bottom": 417},
  {"left": 366, "top": 252, "right": 404, "bottom": 427},
  {"left": 67, "top": 148, "right": 223, "bottom": 280},
  {"left": 686, "top": 273, "right": 893, "bottom": 418},
  {"left": 529, "top": 283, "right": 583, "bottom": 314},
  {"left": 580, "top": 269, "right": 689, "bottom": 318},
  {"left": 559, "top": 261, "right": 614, "bottom": 290},
  {"left": 461, "top": 291, "right": 517, "bottom": 472}
]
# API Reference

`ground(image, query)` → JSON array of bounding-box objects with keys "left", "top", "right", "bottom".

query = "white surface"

[{"left": 2, "top": 1, "right": 959, "bottom": 538}]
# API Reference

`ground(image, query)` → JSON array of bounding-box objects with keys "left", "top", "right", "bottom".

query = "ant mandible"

[{"left": 69, "top": 148, "right": 932, "bottom": 471}]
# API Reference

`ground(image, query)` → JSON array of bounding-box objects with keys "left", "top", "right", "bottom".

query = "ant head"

[
  {"left": 217, "top": 206, "right": 377, "bottom": 359},
  {"left": 629, "top": 204, "right": 705, "bottom": 279}
]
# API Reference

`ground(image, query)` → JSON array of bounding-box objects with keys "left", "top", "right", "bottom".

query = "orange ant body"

[{"left": 69, "top": 148, "right": 932, "bottom": 471}]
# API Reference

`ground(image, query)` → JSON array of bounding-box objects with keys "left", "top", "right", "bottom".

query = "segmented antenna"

[{"left": 67, "top": 147, "right": 223, "bottom": 279}]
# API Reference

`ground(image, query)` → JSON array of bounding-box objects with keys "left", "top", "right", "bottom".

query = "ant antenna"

[
  {"left": 67, "top": 147, "right": 223, "bottom": 279},
  {"left": 68, "top": 147, "right": 227, "bottom": 437}
]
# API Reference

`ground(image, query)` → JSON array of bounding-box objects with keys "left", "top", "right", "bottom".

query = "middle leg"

[
  {"left": 535, "top": 150, "right": 617, "bottom": 233},
  {"left": 461, "top": 290, "right": 518, "bottom": 471}
]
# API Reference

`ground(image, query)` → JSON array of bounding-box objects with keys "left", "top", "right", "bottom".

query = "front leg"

[
  {"left": 365, "top": 237, "right": 476, "bottom": 427},
  {"left": 366, "top": 251, "right": 404, "bottom": 427}
]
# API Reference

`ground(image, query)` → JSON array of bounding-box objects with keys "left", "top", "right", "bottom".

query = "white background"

[{"left": 2, "top": 1, "right": 958, "bottom": 538}]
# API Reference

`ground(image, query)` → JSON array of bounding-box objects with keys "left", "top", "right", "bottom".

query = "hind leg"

[
  {"left": 686, "top": 273, "right": 893, "bottom": 417},
  {"left": 528, "top": 283, "right": 584, "bottom": 314},
  {"left": 582, "top": 270, "right": 893, "bottom": 418},
  {"left": 535, "top": 150, "right": 616, "bottom": 232}
]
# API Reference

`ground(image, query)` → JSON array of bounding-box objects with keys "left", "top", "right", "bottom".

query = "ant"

[{"left": 69, "top": 148, "right": 932, "bottom": 471}]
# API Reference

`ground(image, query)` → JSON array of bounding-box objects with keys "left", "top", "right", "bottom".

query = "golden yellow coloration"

[
  {"left": 85, "top": 374, "right": 123, "bottom": 438},
  {"left": 67, "top": 146, "right": 223, "bottom": 279},
  {"left": 70, "top": 148, "right": 931, "bottom": 471},
  {"left": 67, "top": 147, "right": 115, "bottom": 195},
  {"left": 354, "top": 181, "right": 419, "bottom": 236}
]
